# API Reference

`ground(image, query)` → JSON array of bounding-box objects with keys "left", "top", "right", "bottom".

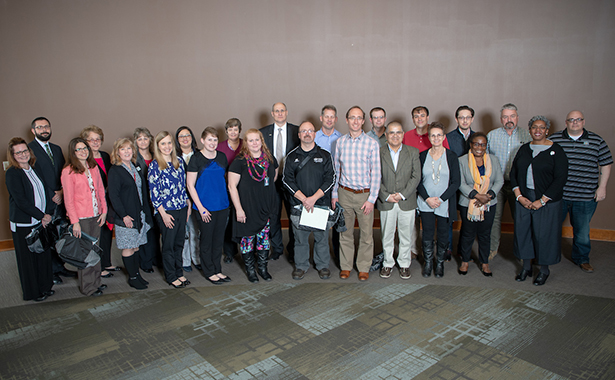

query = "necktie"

[
  {"left": 276, "top": 128, "right": 284, "bottom": 169},
  {"left": 45, "top": 144, "right": 54, "bottom": 165}
]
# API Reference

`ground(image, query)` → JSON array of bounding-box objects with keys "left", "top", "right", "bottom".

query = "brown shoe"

[
  {"left": 358, "top": 272, "right": 369, "bottom": 281},
  {"left": 399, "top": 267, "right": 411, "bottom": 280},
  {"left": 340, "top": 270, "right": 351, "bottom": 279},
  {"left": 580, "top": 263, "right": 594, "bottom": 273},
  {"left": 380, "top": 267, "right": 392, "bottom": 278}
]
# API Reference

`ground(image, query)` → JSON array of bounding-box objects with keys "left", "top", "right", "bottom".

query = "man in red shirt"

[{"left": 402, "top": 106, "right": 450, "bottom": 152}]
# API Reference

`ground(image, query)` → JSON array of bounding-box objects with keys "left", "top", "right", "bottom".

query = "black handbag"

[
  {"left": 55, "top": 227, "right": 102, "bottom": 269},
  {"left": 25, "top": 224, "right": 51, "bottom": 254}
]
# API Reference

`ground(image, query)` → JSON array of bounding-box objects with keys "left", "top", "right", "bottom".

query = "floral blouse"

[{"left": 148, "top": 157, "right": 188, "bottom": 213}]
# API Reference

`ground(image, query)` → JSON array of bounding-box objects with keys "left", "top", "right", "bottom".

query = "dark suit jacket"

[
  {"left": 418, "top": 149, "right": 461, "bottom": 221},
  {"left": 107, "top": 164, "right": 152, "bottom": 231},
  {"left": 6, "top": 167, "right": 56, "bottom": 223},
  {"left": 94, "top": 151, "right": 115, "bottom": 222},
  {"left": 260, "top": 123, "right": 300, "bottom": 163},
  {"left": 377, "top": 144, "right": 421, "bottom": 212},
  {"left": 28, "top": 140, "right": 65, "bottom": 192}
]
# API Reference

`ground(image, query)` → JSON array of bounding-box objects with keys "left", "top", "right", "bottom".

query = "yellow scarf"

[{"left": 467, "top": 153, "right": 492, "bottom": 222}]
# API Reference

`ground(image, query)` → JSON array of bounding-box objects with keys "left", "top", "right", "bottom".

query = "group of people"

[{"left": 5, "top": 102, "right": 611, "bottom": 301}]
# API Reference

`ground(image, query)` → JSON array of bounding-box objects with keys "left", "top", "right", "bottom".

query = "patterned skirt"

[{"left": 115, "top": 212, "right": 151, "bottom": 250}]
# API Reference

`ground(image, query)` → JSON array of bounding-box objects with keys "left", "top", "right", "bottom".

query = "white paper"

[{"left": 299, "top": 206, "right": 329, "bottom": 230}]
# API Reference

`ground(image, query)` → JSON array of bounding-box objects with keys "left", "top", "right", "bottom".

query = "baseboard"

[{"left": 2, "top": 222, "right": 613, "bottom": 252}]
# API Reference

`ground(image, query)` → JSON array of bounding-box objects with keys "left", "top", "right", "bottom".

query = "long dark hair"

[
  {"left": 175, "top": 126, "right": 198, "bottom": 153},
  {"left": 66, "top": 137, "right": 96, "bottom": 174}
]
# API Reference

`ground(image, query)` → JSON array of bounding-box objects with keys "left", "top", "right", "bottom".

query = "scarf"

[
  {"left": 467, "top": 153, "right": 492, "bottom": 222},
  {"left": 246, "top": 151, "right": 270, "bottom": 182}
]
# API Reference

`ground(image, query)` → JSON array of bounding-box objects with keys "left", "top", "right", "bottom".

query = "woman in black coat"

[
  {"left": 5, "top": 137, "right": 55, "bottom": 301},
  {"left": 511, "top": 116, "right": 568, "bottom": 286},
  {"left": 108, "top": 138, "right": 153, "bottom": 290}
]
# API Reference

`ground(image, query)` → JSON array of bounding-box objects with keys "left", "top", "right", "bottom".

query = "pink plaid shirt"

[{"left": 332, "top": 131, "right": 381, "bottom": 204}]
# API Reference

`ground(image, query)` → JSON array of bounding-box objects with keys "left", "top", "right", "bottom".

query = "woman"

[
  {"left": 511, "top": 116, "right": 568, "bottom": 286},
  {"left": 457, "top": 133, "right": 503, "bottom": 276},
  {"left": 148, "top": 131, "right": 190, "bottom": 288},
  {"left": 417, "top": 122, "right": 460, "bottom": 278},
  {"left": 187, "top": 127, "right": 231, "bottom": 284},
  {"left": 5, "top": 138, "right": 55, "bottom": 301},
  {"left": 61, "top": 138, "right": 107, "bottom": 297},
  {"left": 217, "top": 118, "right": 243, "bottom": 263},
  {"left": 81, "top": 125, "right": 119, "bottom": 277},
  {"left": 134, "top": 127, "right": 159, "bottom": 273},
  {"left": 175, "top": 126, "right": 200, "bottom": 272},
  {"left": 108, "top": 138, "right": 152, "bottom": 290},
  {"left": 228, "top": 128, "right": 278, "bottom": 283}
]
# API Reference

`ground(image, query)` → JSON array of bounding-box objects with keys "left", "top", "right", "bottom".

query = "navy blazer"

[
  {"left": 418, "top": 149, "right": 461, "bottom": 221},
  {"left": 6, "top": 166, "right": 56, "bottom": 223},
  {"left": 28, "top": 140, "right": 65, "bottom": 192},
  {"left": 107, "top": 164, "right": 152, "bottom": 230}
]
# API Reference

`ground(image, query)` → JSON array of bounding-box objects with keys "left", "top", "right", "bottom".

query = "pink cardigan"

[{"left": 61, "top": 166, "right": 108, "bottom": 224}]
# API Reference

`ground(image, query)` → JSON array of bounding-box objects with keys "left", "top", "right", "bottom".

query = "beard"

[{"left": 35, "top": 131, "right": 51, "bottom": 142}]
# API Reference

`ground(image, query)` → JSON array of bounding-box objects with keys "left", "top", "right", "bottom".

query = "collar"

[{"left": 562, "top": 128, "right": 588, "bottom": 140}]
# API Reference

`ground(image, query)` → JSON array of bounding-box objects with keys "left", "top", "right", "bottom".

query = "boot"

[
  {"left": 422, "top": 240, "right": 434, "bottom": 277},
  {"left": 256, "top": 250, "right": 272, "bottom": 281},
  {"left": 123, "top": 255, "right": 147, "bottom": 290},
  {"left": 132, "top": 254, "right": 148, "bottom": 285},
  {"left": 434, "top": 241, "right": 447, "bottom": 278},
  {"left": 242, "top": 251, "right": 259, "bottom": 283}
]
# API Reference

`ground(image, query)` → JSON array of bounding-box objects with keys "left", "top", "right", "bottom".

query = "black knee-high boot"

[
  {"left": 123, "top": 255, "right": 147, "bottom": 290},
  {"left": 256, "top": 250, "right": 272, "bottom": 281},
  {"left": 132, "top": 254, "right": 148, "bottom": 285},
  {"left": 242, "top": 251, "right": 259, "bottom": 283},
  {"left": 422, "top": 240, "right": 434, "bottom": 277},
  {"left": 434, "top": 241, "right": 447, "bottom": 278}
]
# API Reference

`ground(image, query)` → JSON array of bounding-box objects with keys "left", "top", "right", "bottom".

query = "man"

[
  {"left": 283, "top": 121, "right": 335, "bottom": 280},
  {"left": 549, "top": 111, "right": 612, "bottom": 273},
  {"left": 314, "top": 105, "right": 342, "bottom": 154},
  {"left": 377, "top": 122, "right": 420, "bottom": 279},
  {"left": 445, "top": 105, "right": 476, "bottom": 260},
  {"left": 487, "top": 103, "right": 531, "bottom": 259},
  {"left": 331, "top": 106, "right": 381, "bottom": 281},
  {"left": 28, "top": 117, "right": 76, "bottom": 284},
  {"left": 402, "top": 106, "right": 450, "bottom": 152},
  {"left": 260, "top": 102, "right": 300, "bottom": 261},
  {"left": 367, "top": 107, "right": 388, "bottom": 147}
]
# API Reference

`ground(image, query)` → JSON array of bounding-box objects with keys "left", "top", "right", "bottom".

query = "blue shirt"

[
  {"left": 148, "top": 157, "right": 188, "bottom": 212},
  {"left": 315, "top": 129, "right": 342, "bottom": 153},
  {"left": 487, "top": 127, "right": 532, "bottom": 180}
]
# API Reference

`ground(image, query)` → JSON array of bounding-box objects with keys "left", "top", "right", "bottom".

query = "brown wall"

[{"left": 1, "top": 0, "right": 614, "bottom": 241}]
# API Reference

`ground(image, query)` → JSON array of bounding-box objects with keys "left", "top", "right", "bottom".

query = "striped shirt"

[
  {"left": 332, "top": 132, "right": 381, "bottom": 204},
  {"left": 549, "top": 128, "right": 613, "bottom": 201},
  {"left": 487, "top": 127, "right": 532, "bottom": 180}
]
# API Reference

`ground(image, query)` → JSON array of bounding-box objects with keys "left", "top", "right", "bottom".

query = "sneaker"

[
  {"left": 318, "top": 268, "right": 331, "bottom": 279},
  {"left": 380, "top": 267, "right": 392, "bottom": 278},
  {"left": 399, "top": 267, "right": 411, "bottom": 280},
  {"left": 292, "top": 269, "right": 305, "bottom": 280},
  {"left": 580, "top": 263, "right": 594, "bottom": 273}
]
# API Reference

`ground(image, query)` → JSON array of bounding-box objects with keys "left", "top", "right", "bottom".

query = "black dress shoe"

[
  {"left": 169, "top": 282, "right": 185, "bottom": 288},
  {"left": 105, "top": 267, "right": 122, "bottom": 272},
  {"left": 34, "top": 294, "right": 48, "bottom": 302},
  {"left": 218, "top": 275, "right": 232, "bottom": 282},
  {"left": 481, "top": 269, "right": 493, "bottom": 277},
  {"left": 458, "top": 263, "right": 469, "bottom": 275},
  {"left": 45, "top": 290, "right": 55, "bottom": 296},
  {"left": 101, "top": 272, "right": 114, "bottom": 278},
  {"left": 142, "top": 268, "right": 154, "bottom": 274},
  {"left": 59, "top": 268, "right": 78, "bottom": 277},
  {"left": 207, "top": 277, "right": 225, "bottom": 285},
  {"left": 533, "top": 273, "right": 549, "bottom": 286},
  {"left": 90, "top": 290, "right": 103, "bottom": 297},
  {"left": 223, "top": 255, "right": 233, "bottom": 263},
  {"left": 98, "top": 284, "right": 108, "bottom": 291},
  {"left": 515, "top": 269, "right": 533, "bottom": 282},
  {"left": 53, "top": 275, "right": 63, "bottom": 284}
]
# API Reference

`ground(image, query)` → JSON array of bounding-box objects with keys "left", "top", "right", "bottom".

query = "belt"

[{"left": 339, "top": 185, "right": 370, "bottom": 194}]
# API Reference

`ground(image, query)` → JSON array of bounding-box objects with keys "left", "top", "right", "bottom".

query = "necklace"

[
  {"left": 246, "top": 152, "right": 269, "bottom": 182},
  {"left": 431, "top": 155, "right": 442, "bottom": 185}
]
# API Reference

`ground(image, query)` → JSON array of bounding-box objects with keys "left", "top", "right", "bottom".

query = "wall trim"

[{"left": 1, "top": 223, "right": 613, "bottom": 252}]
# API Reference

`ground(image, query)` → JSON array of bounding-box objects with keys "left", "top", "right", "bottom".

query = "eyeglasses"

[
  {"left": 273, "top": 110, "right": 287, "bottom": 114},
  {"left": 87, "top": 138, "right": 101, "bottom": 143},
  {"left": 348, "top": 116, "right": 363, "bottom": 121},
  {"left": 457, "top": 116, "right": 473, "bottom": 121},
  {"left": 566, "top": 118, "right": 584, "bottom": 124},
  {"left": 178, "top": 134, "right": 192, "bottom": 139},
  {"left": 387, "top": 131, "right": 404, "bottom": 135},
  {"left": 530, "top": 125, "right": 548, "bottom": 130},
  {"left": 471, "top": 143, "right": 487, "bottom": 148},
  {"left": 371, "top": 116, "right": 385, "bottom": 120},
  {"left": 14, "top": 149, "right": 29, "bottom": 156},
  {"left": 34, "top": 125, "right": 50, "bottom": 130},
  {"left": 299, "top": 130, "right": 315, "bottom": 134},
  {"left": 75, "top": 147, "right": 88, "bottom": 153},
  {"left": 430, "top": 134, "right": 444, "bottom": 139}
]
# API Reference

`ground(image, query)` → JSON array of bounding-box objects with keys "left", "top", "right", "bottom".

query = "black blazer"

[
  {"left": 6, "top": 167, "right": 56, "bottom": 223},
  {"left": 510, "top": 142, "right": 568, "bottom": 202},
  {"left": 28, "top": 140, "right": 65, "bottom": 192},
  {"left": 260, "top": 123, "right": 300, "bottom": 159},
  {"left": 107, "top": 164, "right": 152, "bottom": 230},
  {"left": 418, "top": 149, "right": 461, "bottom": 221}
]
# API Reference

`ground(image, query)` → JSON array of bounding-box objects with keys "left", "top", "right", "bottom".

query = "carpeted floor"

[{"left": 1, "top": 231, "right": 614, "bottom": 379}]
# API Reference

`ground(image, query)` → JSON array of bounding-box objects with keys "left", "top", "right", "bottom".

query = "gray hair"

[
  {"left": 133, "top": 127, "right": 153, "bottom": 141},
  {"left": 528, "top": 115, "right": 551, "bottom": 129},
  {"left": 500, "top": 103, "right": 518, "bottom": 113}
]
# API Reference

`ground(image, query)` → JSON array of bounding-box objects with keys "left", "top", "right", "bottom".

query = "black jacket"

[
  {"left": 6, "top": 167, "right": 56, "bottom": 223},
  {"left": 510, "top": 142, "right": 568, "bottom": 202},
  {"left": 107, "top": 164, "right": 152, "bottom": 230},
  {"left": 282, "top": 145, "right": 335, "bottom": 208},
  {"left": 28, "top": 140, "right": 65, "bottom": 192},
  {"left": 418, "top": 149, "right": 461, "bottom": 221}
]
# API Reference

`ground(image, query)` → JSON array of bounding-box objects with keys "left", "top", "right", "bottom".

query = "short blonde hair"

[
  {"left": 81, "top": 125, "right": 105, "bottom": 142},
  {"left": 111, "top": 138, "right": 137, "bottom": 165}
]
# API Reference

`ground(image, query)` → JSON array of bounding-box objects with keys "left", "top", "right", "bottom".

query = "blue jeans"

[{"left": 561, "top": 200, "right": 597, "bottom": 265}]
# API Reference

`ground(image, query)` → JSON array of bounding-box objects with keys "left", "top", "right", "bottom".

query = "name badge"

[
  {"left": 264, "top": 177, "right": 269, "bottom": 186},
  {"left": 314, "top": 157, "right": 323, "bottom": 163}
]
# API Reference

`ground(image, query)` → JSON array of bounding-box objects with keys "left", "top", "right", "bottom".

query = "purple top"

[{"left": 217, "top": 139, "right": 243, "bottom": 165}]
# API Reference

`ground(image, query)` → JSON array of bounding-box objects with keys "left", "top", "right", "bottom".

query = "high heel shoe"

[
  {"left": 179, "top": 277, "right": 190, "bottom": 286},
  {"left": 207, "top": 276, "right": 225, "bottom": 285},
  {"left": 218, "top": 275, "right": 232, "bottom": 282},
  {"left": 458, "top": 262, "right": 469, "bottom": 275},
  {"left": 169, "top": 281, "right": 185, "bottom": 288}
]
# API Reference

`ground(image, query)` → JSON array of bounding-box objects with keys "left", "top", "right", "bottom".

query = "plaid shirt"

[
  {"left": 332, "top": 132, "right": 381, "bottom": 204},
  {"left": 487, "top": 127, "right": 532, "bottom": 180}
]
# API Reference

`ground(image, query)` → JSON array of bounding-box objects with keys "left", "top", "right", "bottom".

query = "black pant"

[
  {"left": 196, "top": 208, "right": 229, "bottom": 277},
  {"left": 270, "top": 181, "right": 294, "bottom": 257},
  {"left": 138, "top": 223, "right": 159, "bottom": 270},
  {"left": 156, "top": 207, "right": 187, "bottom": 283},
  {"left": 420, "top": 212, "right": 450, "bottom": 246},
  {"left": 458, "top": 206, "right": 496, "bottom": 264},
  {"left": 12, "top": 226, "right": 53, "bottom": 300},
  {"left": 223, "top": 203, "right": 238, "bottom": 258},
  {"left": 99, "top": 223, "right": 113, "bottom": 268}
]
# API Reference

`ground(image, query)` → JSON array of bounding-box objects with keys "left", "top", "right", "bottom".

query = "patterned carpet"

[{"left": 1, "top": 282, "right": 614, "bottom": 380}]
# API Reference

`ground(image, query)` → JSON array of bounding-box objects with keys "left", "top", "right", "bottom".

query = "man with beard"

[
  {"left": 28, "top": 117, "right": 76, "bottom": 284},
  {"left": 486, "top": 104, "right": 531, "bottom": 260}
]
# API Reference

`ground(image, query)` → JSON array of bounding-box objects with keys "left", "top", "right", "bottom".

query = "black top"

[
  {"left": 6, "top": 166, "right": 56, "bottom": 223},
  {"left": 107, "top": 164, "right": 152, "bottom": 230},
  {"left": 418, "top": 149, "right": 461, "bottom": 221},
  {"left": 229, "top": 155, "right": 278, "bottom": 240},
  {"left": 28, "top": 140, "right": 65, "bottom": 192},
  {"left": 282, "top": 145, "right": 335, "bottom": 208},
  {"left": 510, "top": 142, "right": 568, "bottom": 202}
]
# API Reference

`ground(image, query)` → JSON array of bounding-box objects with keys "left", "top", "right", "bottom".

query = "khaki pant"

[{"left": 338, "top": 188, "right": 374, "bottom": 273}]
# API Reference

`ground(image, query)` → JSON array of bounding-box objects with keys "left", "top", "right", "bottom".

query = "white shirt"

[{"left": 273, "top": 122, "right": 287, "bottom": 158}]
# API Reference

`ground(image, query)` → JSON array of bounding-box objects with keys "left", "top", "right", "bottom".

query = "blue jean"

[{"left": 561, "top": 200, "right": 597, "bottom": 265}]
